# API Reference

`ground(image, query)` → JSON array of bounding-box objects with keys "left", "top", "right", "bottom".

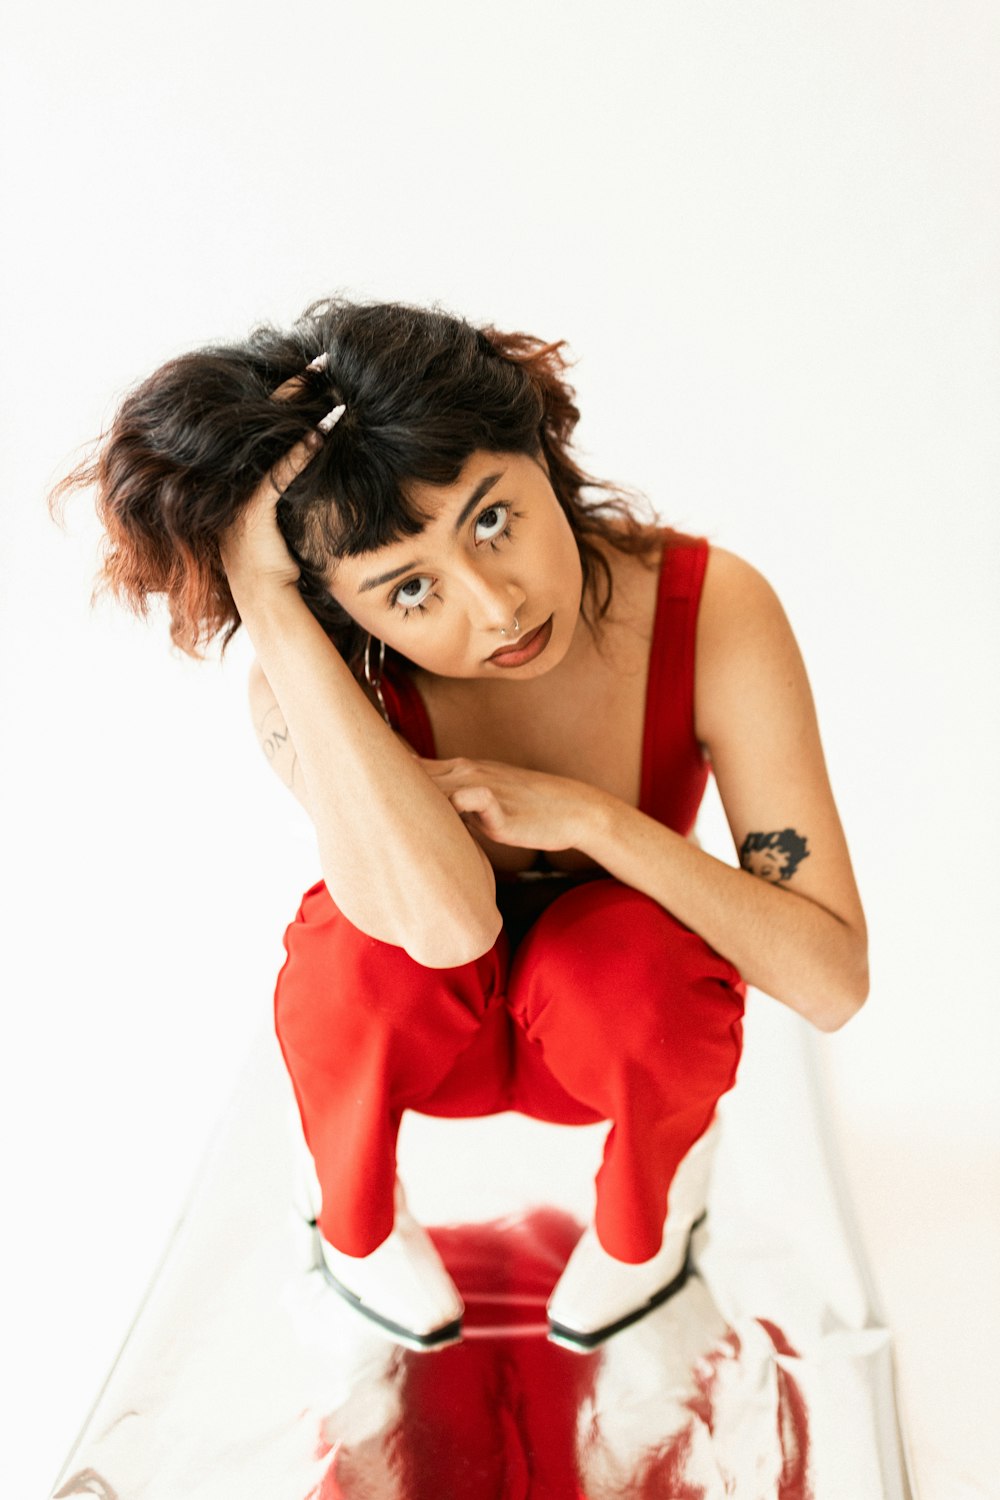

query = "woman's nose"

[{"left": 463, "top": 569, "right": 526, "bottom": 633}]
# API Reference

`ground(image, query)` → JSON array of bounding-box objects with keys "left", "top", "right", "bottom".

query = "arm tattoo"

[
  {"left": 740, "top": 828, "right": 810, "bottom": 885},
  {"left": 255, "top": 704, "right": 300, "bottom": 791}
]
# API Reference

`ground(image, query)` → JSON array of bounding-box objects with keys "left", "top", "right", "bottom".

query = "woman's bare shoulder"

[
  {"left": 698, "top": 543, "right": 772, "bottom": 609},
  {"left": 697, "top": 544, "right": 784, "bottom": 632},
  {"left": 694, "top": 546, "right": 785, "bottom": 734}
]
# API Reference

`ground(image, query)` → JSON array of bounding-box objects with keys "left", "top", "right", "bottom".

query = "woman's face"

[{"left": 323, "top": 449, "right": 585, "bottom": 681}]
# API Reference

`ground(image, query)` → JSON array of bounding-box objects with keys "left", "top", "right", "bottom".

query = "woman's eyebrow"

[
  {"left": 448, "top": 471, "right": 504, "bottom": 531},
  {"left": 357, "top": 472, "right": 505, "bottom": 593}
]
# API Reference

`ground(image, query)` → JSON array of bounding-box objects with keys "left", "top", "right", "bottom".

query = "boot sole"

[{"left": 318, "top": 1261, "right": 464, "bottom": 1353}]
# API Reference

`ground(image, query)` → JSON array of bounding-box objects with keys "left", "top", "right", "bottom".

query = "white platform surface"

[{"left": 48, "top": 990, "right": 916, "bottom": 1499}]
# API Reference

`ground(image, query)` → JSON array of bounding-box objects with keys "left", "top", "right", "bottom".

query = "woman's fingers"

[
  {"left": 259, "top": 356, "right": 330, "bottom": 495},
  {"left": 271, "top": 351, "right": 328, "bottom": 405},
  {"left": 219, "top": 358, "right": 331, "bottom": 588},
  {"left": 263, "top": 431, "right": 324, "bottom": 499},
  {"left": 271, "top": 371, "right": 312, "bottom": 404},
  {"left": 450, "top": 786, "right": 495, "bottom": 815},
  {"left": 220, "top": 436, "right": 317, "bottom": 584}
]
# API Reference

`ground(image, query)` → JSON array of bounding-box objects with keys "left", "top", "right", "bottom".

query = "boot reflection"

[
  {"left": 575, "top": 1273, "right": 810, "bottom": 1498},
  {"left": 279, "top": 1209, "right": 811, "bottom": 1499},
  {"left": 282, "top": 1208, "right": 595, "bottom": 1497}
]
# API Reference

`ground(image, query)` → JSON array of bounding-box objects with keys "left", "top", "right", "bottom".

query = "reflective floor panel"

[{"left": 50, "top": 1000, "right": 914, "bottom": 1500}]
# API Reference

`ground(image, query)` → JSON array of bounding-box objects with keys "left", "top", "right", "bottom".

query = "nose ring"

[{"left": 498, "top": 616, "right": 520, "bottom": 639}]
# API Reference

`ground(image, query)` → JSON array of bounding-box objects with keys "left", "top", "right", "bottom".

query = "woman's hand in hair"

[{"left": 218, "top": 368, "right": 325, "bottom": 595}]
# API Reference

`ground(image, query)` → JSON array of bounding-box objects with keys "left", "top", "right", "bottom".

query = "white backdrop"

[{"left": 3, "top": 4, "right": 997, "bottom": 1496}]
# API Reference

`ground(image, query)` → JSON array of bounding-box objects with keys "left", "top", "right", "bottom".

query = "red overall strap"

[
  {"left": 639, "top": 531, "right": 711, "bottom": 837},
  {"left": 379, "top": 659, "right": 437, "bottom": 757}
]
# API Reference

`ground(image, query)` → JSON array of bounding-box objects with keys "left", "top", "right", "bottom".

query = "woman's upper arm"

[{"left": 694, "top": 547, "right": 868, "bottom": 953}]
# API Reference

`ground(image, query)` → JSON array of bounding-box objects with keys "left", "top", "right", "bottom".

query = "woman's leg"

[
  {"left": 274, "top": 879, "right": 511, "bottom": 1258},
  {"left": 507, "top": 878, "right": 746, "bottom": 1264}
]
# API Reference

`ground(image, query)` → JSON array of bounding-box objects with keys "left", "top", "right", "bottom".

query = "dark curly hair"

[{"left": 49, "top": 294, "right": 666, "bottom": 681}]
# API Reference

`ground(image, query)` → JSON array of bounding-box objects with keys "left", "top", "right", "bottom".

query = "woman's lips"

[{"left": 487, "top": 615, "right": 553, "bottom": 665}]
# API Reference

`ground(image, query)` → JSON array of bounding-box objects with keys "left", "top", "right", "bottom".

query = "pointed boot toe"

[
  {"left": 319, "top": 1187, "right": 463, "bottom": 1352},
  {"left": 545, "top": 1219, "right": 700, "bottom": 1352},
  {"left": 547, "top": 1119, "right": 720, "bottom": 1351}
]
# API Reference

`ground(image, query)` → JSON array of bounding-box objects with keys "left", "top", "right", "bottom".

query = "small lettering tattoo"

[
  {"left": 255, "top": 705, "right": 299, "bottom": 790},
  {"left": 740, "top": 828, "right": 810, "bottom": 884},
  {"left": 255, "top": 705, "right": 288, "bottom": 753},
  {"left": 262, "top": 725, "right": 290, "bottom": 760}
]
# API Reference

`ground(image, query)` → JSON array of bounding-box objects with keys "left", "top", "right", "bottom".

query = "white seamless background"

[{"left": 2, "top": 4, "right": 997, "bottom": 1497}]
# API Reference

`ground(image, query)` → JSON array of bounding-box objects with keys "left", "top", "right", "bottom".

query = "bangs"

[{"left": 292, "top": 480, "right": 437, "bottom": 572}]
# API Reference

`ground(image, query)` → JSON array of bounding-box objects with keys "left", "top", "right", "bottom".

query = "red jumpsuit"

[{"left": 273, "top": 531, "right": 747, "bottom": 1263}]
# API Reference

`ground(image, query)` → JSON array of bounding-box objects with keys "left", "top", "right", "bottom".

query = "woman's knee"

[
  {"left": 513, "top": 880, "right": 740, "bottom": 1006},
  {"left": 275, "top": 896, "right": 505, "bottom": 1064},
  {"left": 509, "top": 880, "right": 745, "bottom": 1087}
]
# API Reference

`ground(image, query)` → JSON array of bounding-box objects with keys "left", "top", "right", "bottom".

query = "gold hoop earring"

[{"left": 364, "top": 634, "right": 392, "bottom": 728}]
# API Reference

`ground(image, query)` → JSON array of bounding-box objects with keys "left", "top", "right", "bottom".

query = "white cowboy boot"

[
  {"left": 318, "top": 1178, "right": 464, "bottom": 1352},
  {"left": 288, "top": 1113, "right": 462, "bottom": 1351},
  {"left": 547, "top": 1117, "right": 720, "bottom": 1352}
]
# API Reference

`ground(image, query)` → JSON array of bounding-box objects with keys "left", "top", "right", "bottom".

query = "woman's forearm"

[
  {"left": 574, "top": 789, "right": 869, "bottom": 1032},
  {"left": 235, "top": 578, "right": 501, "bottom": 967}
]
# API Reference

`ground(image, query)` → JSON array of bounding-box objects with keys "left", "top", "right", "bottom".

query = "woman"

[{"left": 52, "top": 295, "right": 868, "bottom": 1355}]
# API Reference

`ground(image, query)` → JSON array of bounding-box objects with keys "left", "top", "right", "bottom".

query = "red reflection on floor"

[
  {"left": 307, "top": 1209, "right": 812, "bottom": 1500},
  {"left": 305, "top": 1210, "right": 590, "bottom": 1498},
  {"left": 758, "top": 1318, "right": 811, "bottom": 1500}
]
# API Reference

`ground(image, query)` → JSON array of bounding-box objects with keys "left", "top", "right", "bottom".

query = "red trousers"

[{"left": 274, "top": 875, "right": 746, "bottom": 1263}]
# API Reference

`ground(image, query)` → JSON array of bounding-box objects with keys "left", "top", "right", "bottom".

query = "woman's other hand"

[
  {"left": 417, "top": 756, "right": 600, "bottom": 853},
  {"left": 218, "top": 363, "right": 326, "bottom": 594}
]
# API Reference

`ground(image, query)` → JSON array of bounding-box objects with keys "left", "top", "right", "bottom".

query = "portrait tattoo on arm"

[{"left": 739, "top": 828, "right": 810, "bottom": 885}]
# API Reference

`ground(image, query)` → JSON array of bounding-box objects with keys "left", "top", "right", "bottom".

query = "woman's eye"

[
  {"left": 474, "top": 503, "right": 509, "bottom": 542},
  {"left": 392, "top": 575, "right": 433, "bottom": 611}
]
